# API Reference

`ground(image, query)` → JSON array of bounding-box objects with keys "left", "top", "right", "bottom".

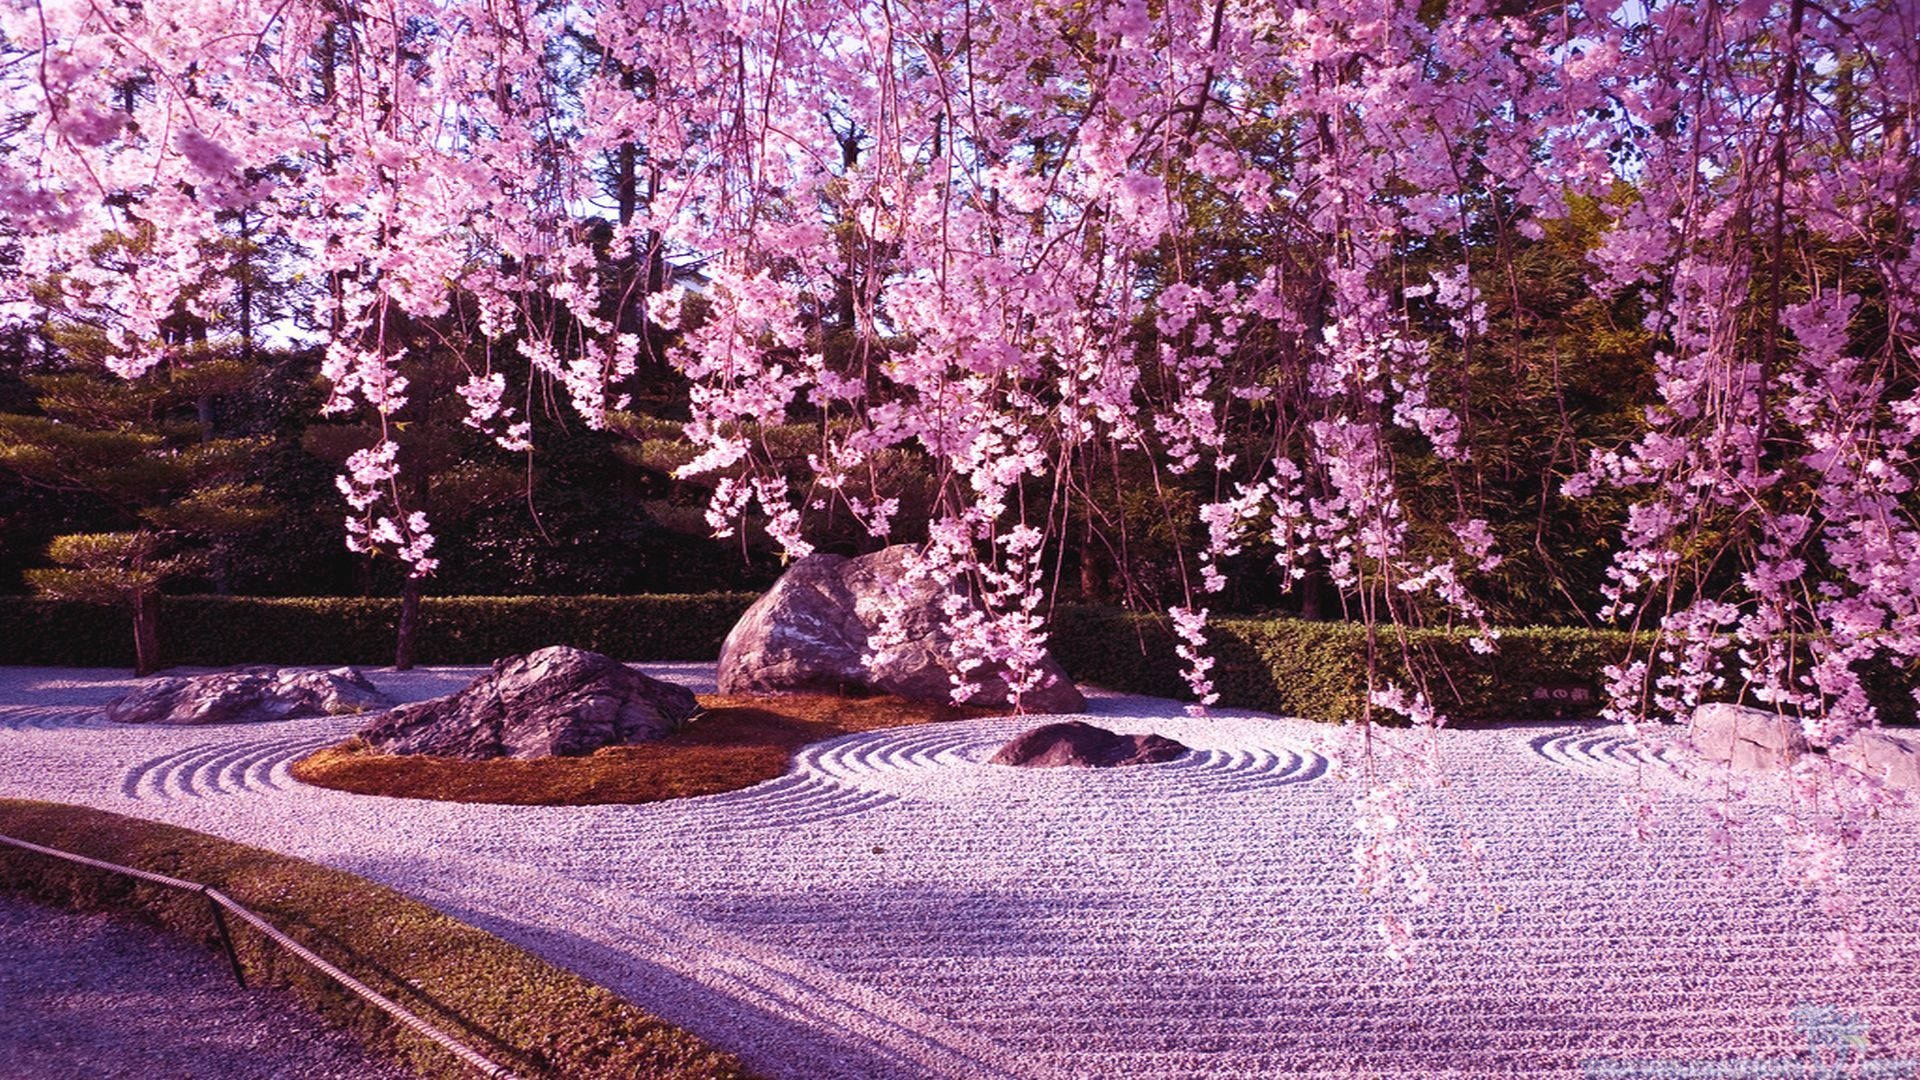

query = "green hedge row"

[
  {"left": 2, "top": 594, "right": 1620, "bottom": 721},
  {"left": 1050, "top": 606, "right": 1916, "bottom": 725},
  {"left": 0, "top": 594, "right": 757, "bottom": 668},
  {"left": 4, "top": 594, "right": 1904, "bottom": 725},
  {"left": 1050, "top": 606, "right": 1634, "bottom": 724}
]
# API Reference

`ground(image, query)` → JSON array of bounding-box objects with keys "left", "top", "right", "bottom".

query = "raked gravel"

[{"left": 1, "top": 663, "right": 1917, "bottom": 1079}]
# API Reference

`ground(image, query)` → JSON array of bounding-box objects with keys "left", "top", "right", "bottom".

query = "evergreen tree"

[
  {"left": 26, "top": 533, "right": 194, "bottom": 675},
  {"left": 0, "top": 350, "right": 278, "bottom": 672}
]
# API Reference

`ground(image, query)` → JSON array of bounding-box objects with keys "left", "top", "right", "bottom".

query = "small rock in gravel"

[
  {"left": 989, "top": 720, "right": 1188, "bottom": 768},
  {"left": 359, "top": 645, "right": 698, "bottom": 759},
  {"left": 108, "top": 667, "right": 390, "bottom": 725}
]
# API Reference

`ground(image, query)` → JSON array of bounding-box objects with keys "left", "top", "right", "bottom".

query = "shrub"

[
  {"left": 0, "top": 594, "right": 757, "bottom": 667},
  {"left": 1051, "top": 606, "right": 1634, "bottom": 725},
  {"left": 4, "top": 593, "right": 1899, "bottom": 726}
]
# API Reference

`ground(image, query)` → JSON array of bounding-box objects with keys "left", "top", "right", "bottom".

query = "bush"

[
  {"left": 0, "top": 599, "right": 131, "bottom": 666},
  {"left": 5, "top": 593, "right": 1900, "bottom": 726},
  {"left": 1051, "top": 606, "right": 1634, "bottom": 725},
  {"left": 0, "top": 594, "right": 758, "bottom": 667}
]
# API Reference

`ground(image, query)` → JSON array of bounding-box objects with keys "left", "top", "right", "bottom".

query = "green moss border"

[{"left": 0, "top": 799, "right": 755, "bottom": 1080}]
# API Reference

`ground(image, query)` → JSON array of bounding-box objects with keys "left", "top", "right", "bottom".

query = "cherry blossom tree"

[{"left": 4, "top": 0, "right": 1915, "bottom": 956}]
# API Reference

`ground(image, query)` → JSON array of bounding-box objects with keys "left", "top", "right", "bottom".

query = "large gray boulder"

[
  {"left": 108, "top": 667, "right": 390, "bottom": 725},
  {"left": 1688, "top": 703, "right": 1809, "bottom": 772},
  {"left": 359, "top": 646, "right": 697, "bottom": 760},
  {"left": 717, "top": 545, "right": 1086, "bottom": 713},
  {"left": 1830, "top": 729, "right": 1920, "bottom": 792},
  {"left": 989, "top": 721, "right": 1188, "bottom": 768}
]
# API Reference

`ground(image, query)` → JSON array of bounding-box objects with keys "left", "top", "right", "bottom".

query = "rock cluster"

[
  {"left": 989, "top": 721, "right": 1188, "bottom": 768},
  {"left": 108, "top": 667, "right": 389, "bottom": 725},
  {"left": 717, "top": 545, "right": 1085, "bottom": 713},
  {"left": 358, "top": 646, "right": 698, "bottom": 760}
]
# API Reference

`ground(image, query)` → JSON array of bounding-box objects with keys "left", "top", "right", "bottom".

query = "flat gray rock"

[
  {"left": 358, "top": 646, "right": 697, "bottom": 759},
  {"left": 717, "top": 545, "right": 1085, "bottom": 713},
  {"left": 1688, "top": 702, "right": 1810, "bottom": 772},
  {"left": 107, "top": 667, "right": 389, "bottom": 725},
  {"left": 1831, "top": 729, "right": 1920, "bottom": 792}
]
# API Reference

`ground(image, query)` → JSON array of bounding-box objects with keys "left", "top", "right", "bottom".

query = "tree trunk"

[
  {"left": 1298, "top": 563, "right": 1324, "bottom": 621},
  {"left": 394, "top": 574, "right": 422, "bottom": 671},
  {"left": 209, "top": 542, "right": 231, "bottom": 596},
  {"left": 131, "top": 593, "right": 162, "bottom": 676},
  {"left": 1077, "top": 532, "right": 1110, "bottom": 602},
  {"left": 239, "top": 210, "right": 256, "bottom": 368}
]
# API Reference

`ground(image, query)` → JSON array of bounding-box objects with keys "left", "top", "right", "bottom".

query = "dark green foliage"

[
  {"left": 0, "top": 599, "right": 128, "bottom": 666},
  {"left": 6, "top": 594, "right": 1903, "bottom": 726},
  {"left": 0, "top": 594, "right": 757, "bottom": 667},
  {"left": 0, "top": 593, "right": 1624, "bottom": 725},
  {"left": 1052, "top": 607, "right": 1918, "bottom": 725},
  {"left": 1051, "top": 606, "right": 1635, "bottom": 725}
]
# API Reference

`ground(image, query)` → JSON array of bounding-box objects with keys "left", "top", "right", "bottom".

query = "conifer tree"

[{"left": 0, "top": 347, "right": 278, "bottom": 673}]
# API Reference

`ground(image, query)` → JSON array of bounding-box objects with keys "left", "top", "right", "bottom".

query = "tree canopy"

[{"left": 4, "top": 0, "right": 1918, "bottom": 958}]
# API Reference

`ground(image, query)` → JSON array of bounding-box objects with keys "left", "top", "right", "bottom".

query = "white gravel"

[
  {"left": 0, "top": 892, "right": 411, "bottom": 1079},
  {"left": 2, "top": 663, "right": 1918, "bottom": 1079}
]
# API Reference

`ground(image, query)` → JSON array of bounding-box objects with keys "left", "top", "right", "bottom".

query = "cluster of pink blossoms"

[
  {"left": 6, "top": 0, "right": 1916, "bottom": 960},
  {"left": 336, "top": 441, "right": 438, "bottom": 577}
]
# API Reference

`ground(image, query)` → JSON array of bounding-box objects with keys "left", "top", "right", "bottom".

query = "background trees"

[
  {"left": 0, "top": 338, "right": 278, "bottom": 671},
  {"left": 3, "top": 0, "right": 1916, "bottom": 962}
]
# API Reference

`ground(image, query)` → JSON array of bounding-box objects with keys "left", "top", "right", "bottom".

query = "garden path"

[{"left": 0, "top": 891, "right": 410, "bottom": 1079}]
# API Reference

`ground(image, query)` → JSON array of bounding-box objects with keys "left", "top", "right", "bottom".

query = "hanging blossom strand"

[{"left": 5, "top": 0, "right": 1917, "bottom": 960}]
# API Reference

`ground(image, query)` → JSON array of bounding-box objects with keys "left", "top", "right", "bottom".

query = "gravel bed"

[
  {"left": 0, "top": 663, "right": 1917, "bottom": 1078},
  {"left": 0, "top": 891, "right": 411, "bottom": 1079}
]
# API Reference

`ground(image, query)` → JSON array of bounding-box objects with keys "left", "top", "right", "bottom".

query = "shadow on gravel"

[{"left": 421, "top": 896, "right": 966, "bottom": 1080}]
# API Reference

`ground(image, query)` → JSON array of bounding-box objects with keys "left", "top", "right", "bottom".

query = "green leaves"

[
  {"left": 141, "top": 482, "right": 281, "bottom": 536},
  {"left": 26, "top": 531, "right": 196, "bottom": 607}
]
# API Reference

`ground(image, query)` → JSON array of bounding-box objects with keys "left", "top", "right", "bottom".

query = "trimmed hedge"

[
  {"left": 0, "top": 594, "right": 758, "bottom": 667},
  {"left": 0, "top": 595, "right": 1642, "bottom": 723},
  {"left": 3, "top": 593, "right": 1903, "bottom": 725},
  {"left": 1050, "top": 606, "right": 1633, "bottom": 725}
]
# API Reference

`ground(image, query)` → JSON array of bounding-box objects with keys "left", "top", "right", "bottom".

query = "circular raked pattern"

[
  {"left": 797, "top": 716, "right": 1329, "bottom": 804},
  {"left": 120, "top": 731, "right": 349, "bottom": 802},
  {"left": 602, "top": 715, "right": 1330, "bottom": 838},
  {"left": 0, "top": 704, "right": 106, "bottom": 732},
  {"left": 665, "top": 772, "right": 905, "bottom": 832},
  {"left": 1531, "top": 727, "right": 1685, "bottom": 777},
  {"left": 6, "top": 666, "right": 1918, "bottom": 1080}
]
